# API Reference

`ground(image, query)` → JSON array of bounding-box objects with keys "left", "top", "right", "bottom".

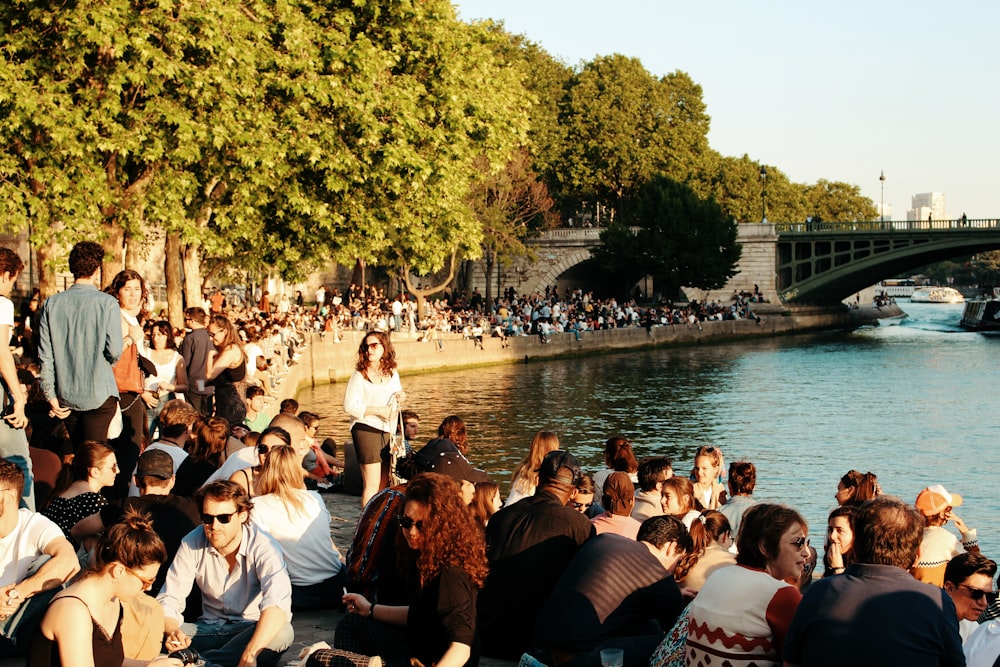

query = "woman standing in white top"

[
  {"left": 145, "top": 320, "right": 187, "bottom": 439},
  {"left": 343, "top": 330, "right": 404, "bottom": 506}
]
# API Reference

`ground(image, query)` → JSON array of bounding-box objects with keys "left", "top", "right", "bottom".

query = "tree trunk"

[
  {"left": 165, "top": 232, "right": 184, "bottom": 329},
  {"left": 36, "top": 236, "right": 62, "bottom": 300},
  {"left": 182, "top": 242, "right": 203, "bottom": 309},
  {"left": 402, "top": 250, "right": 459, "bottom": 321},
  {"left": 482, "top": 250, "right": 497, "bottom": 313},
  {"left": 101, "top": 221, "right": 126, "bottom": 286}
]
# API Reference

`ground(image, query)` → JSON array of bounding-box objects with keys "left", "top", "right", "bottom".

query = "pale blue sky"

[{"left": 455, "top": 0, "right": 999, "bottom": 219}]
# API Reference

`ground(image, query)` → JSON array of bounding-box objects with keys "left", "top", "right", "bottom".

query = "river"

[{"left": 298, "top": 301, "right": 1000, "bottom": 557}]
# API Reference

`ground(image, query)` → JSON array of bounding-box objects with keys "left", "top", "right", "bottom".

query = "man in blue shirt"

[
  {"left": 37, "top": 241, "right": 122, "bottom": 446},
  {"left": 158, "top": 480, "right": 293, "bottom": 667}
]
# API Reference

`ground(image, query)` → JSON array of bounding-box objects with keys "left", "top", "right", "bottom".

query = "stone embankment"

[{"left": 283, "top": 302, "right": 903, "bottom": 392}]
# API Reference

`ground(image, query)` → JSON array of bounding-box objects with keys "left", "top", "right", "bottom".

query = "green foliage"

[
  {"left": 801, "top": 179, "right": 879, "bottom": 222},
  {"left": 592, "top": 176, "right": 741, "bottom": 296}
]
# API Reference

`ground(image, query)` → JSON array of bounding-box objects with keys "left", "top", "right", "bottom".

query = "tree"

[
  {"left": 592, "top": 176, "right": 741, "bottom": 298},
  {"left": 467, "top": 149, "right": 557, "bottom": 307},
  {"left": 801, "top": 179, "right": 878, "bottom": 222}
]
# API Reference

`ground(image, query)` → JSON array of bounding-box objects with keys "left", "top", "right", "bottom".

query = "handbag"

[{"left": 112, "top": 343, "right": 144, "bottom": 394}]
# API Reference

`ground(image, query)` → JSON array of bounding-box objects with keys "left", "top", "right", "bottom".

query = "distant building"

[
  {"left": 907, "top": 192, "right": 947, "bottom": 221},
  {"left": 876, "top": 203, "right": 893, "bottom": 220}
]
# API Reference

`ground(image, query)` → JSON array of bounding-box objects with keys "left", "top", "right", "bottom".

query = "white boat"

[{"left": 909, "top": 287, "right": 965, "bottom": 304}]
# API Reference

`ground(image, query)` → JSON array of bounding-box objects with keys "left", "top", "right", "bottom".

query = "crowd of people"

[{"left": 0, "top": 240, "right": 993, "bottom": 667}]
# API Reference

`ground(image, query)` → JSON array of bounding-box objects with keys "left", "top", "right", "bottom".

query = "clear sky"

[{"left": 454, "top": 0, "right": 999, "bottom": 220}]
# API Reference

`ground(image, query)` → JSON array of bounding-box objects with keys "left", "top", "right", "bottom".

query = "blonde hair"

[
  {"left": 509, "top": 431, "right": 560, "bottom": 496},
  {"left": 255, "top": 445, "right": 306, "bottom": 518}
]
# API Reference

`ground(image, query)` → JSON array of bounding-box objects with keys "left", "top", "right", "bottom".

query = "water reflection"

[{"left": 298, "top": 301, "right": 1000, "bottom": 556}]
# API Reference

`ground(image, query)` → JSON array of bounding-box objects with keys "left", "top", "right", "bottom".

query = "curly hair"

[
  {"left": 105, "top": 269, "right": 150, "bottom": 322},
  {"left": 356, "top": 330, "right": 397, "bottom": 378},
  {"left": 437, "top": 415, "right": 469, "bottom": 455},
  {"left": 399, "top": 473, "right": 489, "bottom": 589}
]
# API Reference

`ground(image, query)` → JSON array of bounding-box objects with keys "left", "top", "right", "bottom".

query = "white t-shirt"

[
  {"left": 0, "top": 296, "right": 14, "bottom": 329},
  {"left": 0, "top": 509, "right": 64, "bottom": 587},
  {"left": 251, "top": 490, "right": 343, "bottom": 586},
  {"left": 203, "top": 446, "right": 259, "bottom": 487}
]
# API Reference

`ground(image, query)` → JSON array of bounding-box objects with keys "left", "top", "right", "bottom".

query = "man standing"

[
  {"left": 158, "top": 480, "right": 293, "bottom": 667},
  {"left": 180, "top": 307, "right": 215, "bottom": 418},
  {"left": 37, "top": 241, "right": 122, "bottom": 446},
  {"left": 0, "top": 460, "right": 79, "bottom": 657},
  {"left": 478, "top": 451, "right": 594, "bottom": 659},
  {"left": 533, "top": 517, "right": 691, "bottom": 667},
  {"left": 783, "top": 496, "right": 965, "bottom": 667}
]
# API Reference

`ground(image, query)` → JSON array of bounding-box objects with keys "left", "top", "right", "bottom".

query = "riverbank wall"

[{"left": 279, "top": 303, "right": 903, "bottom": 398}]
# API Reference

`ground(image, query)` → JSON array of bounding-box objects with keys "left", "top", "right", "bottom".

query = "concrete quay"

[{"left": 285, "top": 303, "right": 903, "bottom": 392}]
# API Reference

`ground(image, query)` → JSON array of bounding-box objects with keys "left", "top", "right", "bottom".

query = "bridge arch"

[{"left": 776, "top": 219, "right": 1000, "bottom": 304}]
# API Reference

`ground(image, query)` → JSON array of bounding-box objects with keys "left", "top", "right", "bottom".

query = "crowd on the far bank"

[{"left": 3, "top": 240, "right": 989, "bottom": 667}]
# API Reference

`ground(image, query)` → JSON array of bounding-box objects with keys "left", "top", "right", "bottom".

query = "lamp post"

[
  {"left": 879, "top": 170, "right": 885, "bottom": 223},
  {"left": 759, "top": 165, "right": 767, "bottom": 223}
]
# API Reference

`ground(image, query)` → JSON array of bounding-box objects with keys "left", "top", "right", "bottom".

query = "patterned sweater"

[{"left": 686, "top": 564, "right": 801, "bottom": 667}]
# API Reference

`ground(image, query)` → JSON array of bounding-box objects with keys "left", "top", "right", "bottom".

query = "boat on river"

[
  {"left": 910, "top": 286, "right": 965, "bottom": 304},
  {"left": 960, "top": 289, "right": 1000, "bottom": 331}
]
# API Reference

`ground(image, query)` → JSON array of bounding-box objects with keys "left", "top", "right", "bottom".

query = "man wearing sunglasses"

[
  {"left": 157, "top": 480, "right": 293, "bottom": 667},
  {"left": 942, "top": 552, "right": 997, "bottom": 644}
]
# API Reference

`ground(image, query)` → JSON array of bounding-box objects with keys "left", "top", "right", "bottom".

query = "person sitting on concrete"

[
  {"left": 911, "top": 484, "right": 980, "bottom": 586},
  {"left": 718, "top": 460, "right": 758, "bottom": 547},
  {"left": 942, "top": 552, "right": 997, "bottom": 644},
  {"left": 784, "top": 496, "right": 965, "bottom": 667},
  {"left": 157, "top": 480, "right": 294, "bottom": 667},
  {"left": 532, "top": 516, "right": 692, "bottom": 667},
  {"left": 0, "top": 459, "right": 80, "bottom": 658},
  {"left": 477, "top": 450, "right": 594, "bottom": 660},
  {"left": 631, "top": 456, "right": 672, "bottom": 523},
  {"left": 590, "top": 472, "right": 642, "bottom": 539}
]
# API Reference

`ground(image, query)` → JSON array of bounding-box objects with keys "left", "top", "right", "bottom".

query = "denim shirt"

[{"left": 38, "top": 283, "right": 122, "bottom": 411}]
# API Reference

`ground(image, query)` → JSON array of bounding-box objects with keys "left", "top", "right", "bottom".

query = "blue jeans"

[
  {"left": 0, "top": 419, "right": 33, "bottom": 511},
  {"left": 181, "top": 619, "right": 293, "bottom": 667}
]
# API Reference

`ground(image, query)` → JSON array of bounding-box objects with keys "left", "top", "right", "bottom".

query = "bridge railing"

[{"left": 774, "top": 218, "right": 1000, "bottom": 233}]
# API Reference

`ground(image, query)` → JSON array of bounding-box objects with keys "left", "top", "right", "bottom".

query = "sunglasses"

[
  {"left": 960, "top": 583, "right": 997, "bottom": 602},
  {"left": 791, "top": 537, "right": 810, "bottom": 549},
  {"left": 366, "top": 341, "right": 382, "bottom": 350},
  {"left": 201, "top": 512, "right": 237, "bottom": 525},
  {"left": 572, "top": 501, "right": 593, "bottom": 511},
  {"left": 396, "top": 514, "right": 424, "bottom": 531},
  {"left": 125, "top": 566, "right": 157, "bottom": 591},
  {"left": 257, "top": 444, "right": 269, "bottom": 455}
]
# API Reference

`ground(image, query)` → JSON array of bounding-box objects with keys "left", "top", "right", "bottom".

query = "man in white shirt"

[{"left": 0, "top": 460, "right": 79, "bottom": 657}]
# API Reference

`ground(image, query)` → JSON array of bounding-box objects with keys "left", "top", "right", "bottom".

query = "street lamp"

[
  {"left": 879, "top": 170, "right": 885, "bottom": 223},
  {"left": 759, "top": 165, "right": 767, "bottom": 223}
]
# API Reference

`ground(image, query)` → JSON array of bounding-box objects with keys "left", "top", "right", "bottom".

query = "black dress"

[
  {"left": 27, "top": 596, "right": 124, "bottom": 667},
  {"left": 208, "top": 360, "right": 247, "bottom": 430}
]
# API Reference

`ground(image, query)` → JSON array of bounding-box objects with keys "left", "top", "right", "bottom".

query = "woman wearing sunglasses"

[
  {"left": 29, "top": 509, "right": 181, "bottom": 667},
  {"left": 228, "top": 427, "right": 292, "bottom": 499},
  {"left": 686, "top": 504, "right": 809, "bottom": 667},
  {"left": 344, "top": 331, "right": 405, "bottom": 507},
  {"left": 309, "top": 473, "right": 488, "bottom": 667}
]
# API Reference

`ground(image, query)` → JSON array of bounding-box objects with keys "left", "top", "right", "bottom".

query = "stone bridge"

[{"left": 470, "top": 218, "right": 1000, "bottom": 305}]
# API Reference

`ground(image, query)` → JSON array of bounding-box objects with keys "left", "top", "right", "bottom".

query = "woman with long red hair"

[{"left": 309, "top": 473, "right": 489, "bottom": 667}]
